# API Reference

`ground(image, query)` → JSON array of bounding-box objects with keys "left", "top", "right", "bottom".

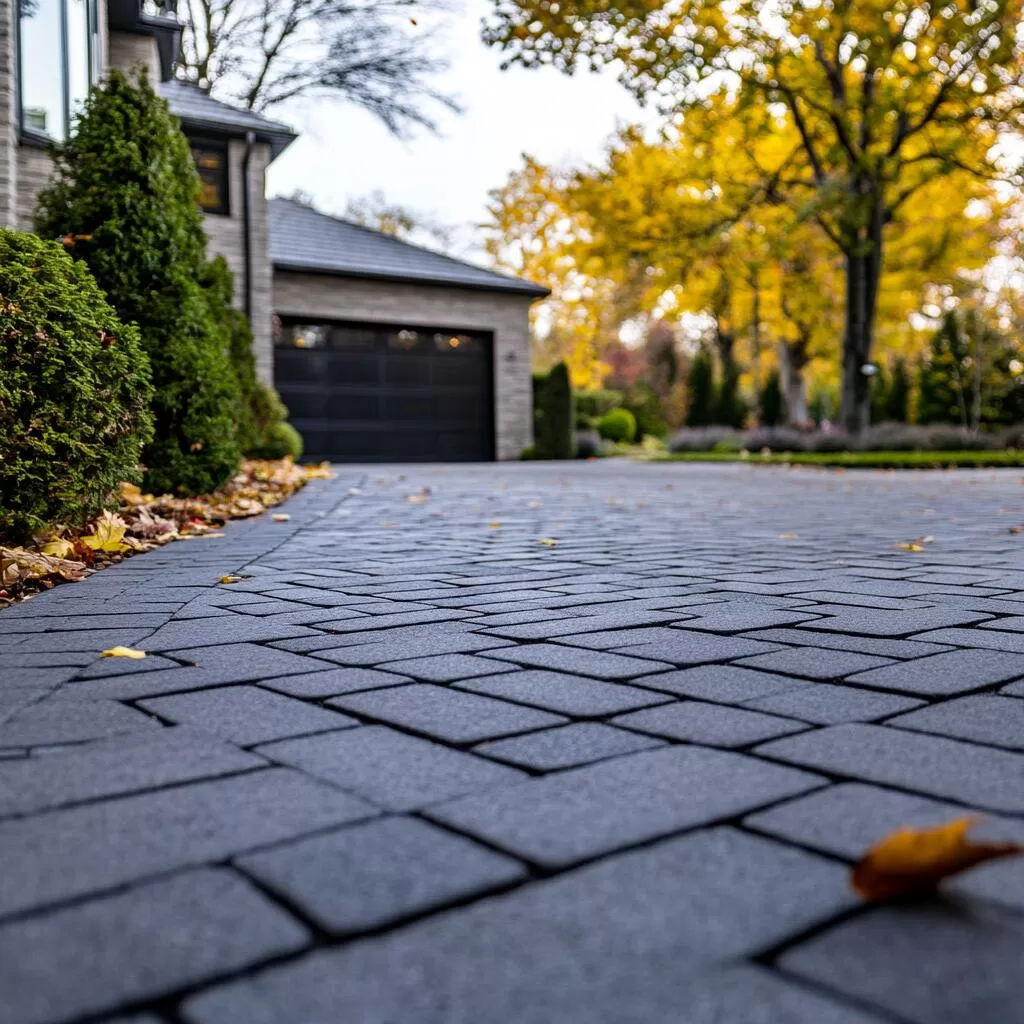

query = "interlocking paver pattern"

[{"left": 3, "top": 462, "right": 1024, "bottom": 1022}]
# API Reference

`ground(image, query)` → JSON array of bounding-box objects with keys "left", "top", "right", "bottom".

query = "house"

[{"left": 1, "top": 0, "right": 546, "bottom": 461}]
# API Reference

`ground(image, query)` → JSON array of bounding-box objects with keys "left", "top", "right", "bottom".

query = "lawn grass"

[{"left": 657, "top": 450, "right": 1024, "bottom": 469}]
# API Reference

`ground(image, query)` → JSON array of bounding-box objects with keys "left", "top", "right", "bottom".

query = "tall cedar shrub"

[
  {"left": 715, "top": 363, "right": 747, "bottom": 428},
  {"left": 199, "top": 256, "right": 301, "bottom": 458},
  {"left": 533, "top": 362, "right": 574, "bottom": 459},
  {"left": 869, "top": 364, "right": 890, "bottom": 424},
  {"left": 685, "top": 349, "right": 715, "bottom": 426},
  {"left": 0, "top": 230, "right": 153, "bottom": 541},
  {"left": 35, "top": 69, "right": 243, "bottom": 495},
  {"left": 884, "top": 359, "right": 910, "bottom": 423},
  {"left": 759, "top": 370, "right": 784, "bottom": 427}
]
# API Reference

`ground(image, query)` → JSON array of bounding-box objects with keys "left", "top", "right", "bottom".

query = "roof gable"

[{"left": 268, "top": 198, "right": 549, "bottom": 297}]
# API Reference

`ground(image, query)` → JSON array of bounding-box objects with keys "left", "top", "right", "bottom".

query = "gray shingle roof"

[
  {"left": 159, "top": 81, "right": 297, "bottom": 158},
  {"left": 268, "top": 198, "right": 549, "bottom": 296}
]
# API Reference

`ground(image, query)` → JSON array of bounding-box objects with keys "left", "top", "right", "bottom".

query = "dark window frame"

[
  {"left": 16, "top": 0, "right": 97, "bottom": 143},
  {"left": 190, "top": 137, "right": 231, "bottom": 216},
  {"left": 275, "top": 316, "right": 492, "bottom": 354}
]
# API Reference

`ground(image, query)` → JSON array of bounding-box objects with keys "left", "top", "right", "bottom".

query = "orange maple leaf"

[{"left": 852, "top": 817, "right": 1023, "bottom": 902}]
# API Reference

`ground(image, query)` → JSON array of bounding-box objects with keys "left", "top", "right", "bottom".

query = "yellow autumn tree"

[
  {"left": 484, "top": 0, "right": 1024, "bottom": 432},
  {"left": 483, "top": 156, "right": 616, "bottom": 389}
]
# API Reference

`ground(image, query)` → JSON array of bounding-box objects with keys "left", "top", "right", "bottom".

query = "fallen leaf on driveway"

[
  {"left": 40, "top": 537, "right": 75, "bottom": 559},
  {"left": 538, "top": 538, "right": 558, "bottom": 547},
  {"left": 271, "top": 513, "right": 291, "bottom": 522},
  {"left": 219, "top": 575, "right": 248, "bottom": 584},
  {"left": 80, "top": 511, "right": 133, "bottom": 553},
  {"left": 852, "top": 817, "right": 1023, "bottom": 902},
  {"left": 895, "top": 541, "right": 925, "bottom": 552},
  {"left": 101, "top": 646, "right": 147, "bottom": 659},
  {"left": 489, "top": 521, "right": 502, "bottom": 528},
  {"left": 780, "top": 532, "right": 798, "bottom": 540}
]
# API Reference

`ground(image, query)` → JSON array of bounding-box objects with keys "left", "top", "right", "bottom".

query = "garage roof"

[
  {"left": 269, "top": 198, "right": 550, "bottom": 297},
  {"left": 160, "top": 82, "right": 297, "bottom": 159}
]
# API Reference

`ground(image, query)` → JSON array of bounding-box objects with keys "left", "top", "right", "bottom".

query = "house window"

[
  {"left": 18, "top": 0, "right": 96, "bottom": 140},
  {"left": 192, "top": 143, "right": 230, "bottom": 214}
]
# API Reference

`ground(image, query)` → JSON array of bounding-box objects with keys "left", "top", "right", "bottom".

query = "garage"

[
  {"left": 274, "top": 319, "right": 495, "bottom": 462},
  {"left": 268, "top": 198, "right": 548, "bottom": 462}
]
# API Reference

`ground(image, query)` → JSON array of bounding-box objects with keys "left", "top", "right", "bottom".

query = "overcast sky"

[{"left": 266, "top": 0, "right": 656, "bottom": 257}]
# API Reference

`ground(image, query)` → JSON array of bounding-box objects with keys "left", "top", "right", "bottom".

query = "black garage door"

[{"left": 274, "top": 319, "right": 495, "bottom": 462}]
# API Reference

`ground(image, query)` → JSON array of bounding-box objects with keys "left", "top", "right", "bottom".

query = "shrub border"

[{"left": 656, "top": 450, "right": 1024, "bottom": 469}]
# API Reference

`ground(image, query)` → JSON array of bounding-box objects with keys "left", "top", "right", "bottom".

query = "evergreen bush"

[
  {"left": 251, "top": 421, "right": 304, "bottom": 460},
  {"left": 533, "top": 362, "right": 574, "bottom": 459},
  {"left": 759, "top": 370, "right": 784, "bottom": 427},
  {"left": 685, "top": 349, "right": 716, "bottom": 427},
  {"left": 597, "top": 407, "right": 637, "bottom": 443},
  {"left": 35, "top": 69, "right": 242, "bottom": 495},
  {"left": 622, "top": 382, "right": 667, "bottom": 439},
  {"left": 0, "top": 230, "right": 153, "bottom": 540},
  {"left": 574, "top": 388, "right": 623, "bottom": 428},
  {"left": 884, "top": 359, "right": 910, "bottom": 422},
  {"left": 200, "top": 256, "right": 300, "bottom": 457}
]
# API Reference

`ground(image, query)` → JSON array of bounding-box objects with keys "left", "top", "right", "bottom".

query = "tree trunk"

[
  {"left": 750, "top": 271, "right": 763, "bottom": 386},
  {"left": 839, "top": 199, "right": 885, "bottom": 435}
]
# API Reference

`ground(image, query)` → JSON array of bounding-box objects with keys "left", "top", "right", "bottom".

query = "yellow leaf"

[
  {"left": 895, "top": 542, "right": 925, "bottom": 553},
  {"left": 489, "top": 520, "right": 502, "bottom": 528},
  {"left": 41, "top": 537, "right": 74, "bottom": 558},
  {"left": 780, "top": 532, "right": 798, "bottom": 540},
  {"left": 220, "top": 575, "right": 243, "bottom": 584},
  {"left": 852, "top": 818, "right": 1023, "bottom": 902},
  {"left": 538, "top": 538, "right": 558, "bottom": 547},
  {"left": 81, "top": 511, "right": 132, "bottom": 553},
  {"left": 271, "top": 513, "right": 291, "bottom": 522},
  {"left": 100, "top": 646, "right": 147, "bottom": 659}
]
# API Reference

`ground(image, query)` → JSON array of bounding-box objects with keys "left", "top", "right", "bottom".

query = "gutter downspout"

[{"left": 241, "top": 130, "right": 255, "bottom": 320}]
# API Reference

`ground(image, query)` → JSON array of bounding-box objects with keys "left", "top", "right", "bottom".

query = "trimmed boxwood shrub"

[
  {"left": 251, "top": 421, "right": 304, "bottom": 460},
  {"left": 35, "top": 69, "right": 243, "bottom": 495},
  {"left": 533, "top": 362, "right": 574, "bottom": 459},
  {"left": 598, "top": 407, "right": 637, "bottom": 443},
  {"left": 200, "top": 256, "right": 301, "bottom": 458},
  {"left": 0, "top": 230, "right": 153, "bottom": 541}
]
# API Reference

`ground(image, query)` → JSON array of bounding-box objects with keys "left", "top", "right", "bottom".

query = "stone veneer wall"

[
  {"left": 272, "top": 270, "right": 536, "bottom": 460},
  {"left": 201, "top": 139, "right": 274, "bottom": 383},
  {"left": 0, "top": 0, "right": 19, "bottom": 228}
]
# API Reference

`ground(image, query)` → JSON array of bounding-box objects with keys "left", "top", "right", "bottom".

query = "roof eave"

[
  {"left": 170, "top": 111, "right": 298, "bottom": 160},
  {"left": 272, "top": 261, "right": 551, "bottom": 298}
]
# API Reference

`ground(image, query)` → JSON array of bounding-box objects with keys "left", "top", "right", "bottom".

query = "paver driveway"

[{"left": 3, "top": 461, "right": 1024, "bottom": 1024}]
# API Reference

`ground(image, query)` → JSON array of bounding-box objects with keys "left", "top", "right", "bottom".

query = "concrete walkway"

[{"left": 2, "top": 461, "right": 1024, "bottom": 1024}]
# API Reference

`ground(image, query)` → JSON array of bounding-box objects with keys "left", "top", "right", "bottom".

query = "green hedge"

[
  {"left": 35, "top": 69, "right": 242, "bottom": 495},
  {"left": 0, "top": 231, "right": 153, "bottom": 540}
]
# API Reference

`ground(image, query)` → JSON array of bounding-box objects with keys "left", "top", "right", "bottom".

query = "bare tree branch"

[{"left": 178, "top": 0, "right": 460, "bottom": 135}]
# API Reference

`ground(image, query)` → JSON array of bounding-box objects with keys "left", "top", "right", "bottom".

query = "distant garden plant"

[
  {"left": 598, "top": 407, "right": 637, "bottom": 444},
  {"left": 35, "top": 69, "right": 243, "bottom": 495},
  {"left": 0, "top": 231, "right": 153, "bottom": 541}
]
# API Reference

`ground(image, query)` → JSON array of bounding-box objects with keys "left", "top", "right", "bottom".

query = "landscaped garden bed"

[{"left": 0, "top": 458, "right": 332, "bottom": 607}]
